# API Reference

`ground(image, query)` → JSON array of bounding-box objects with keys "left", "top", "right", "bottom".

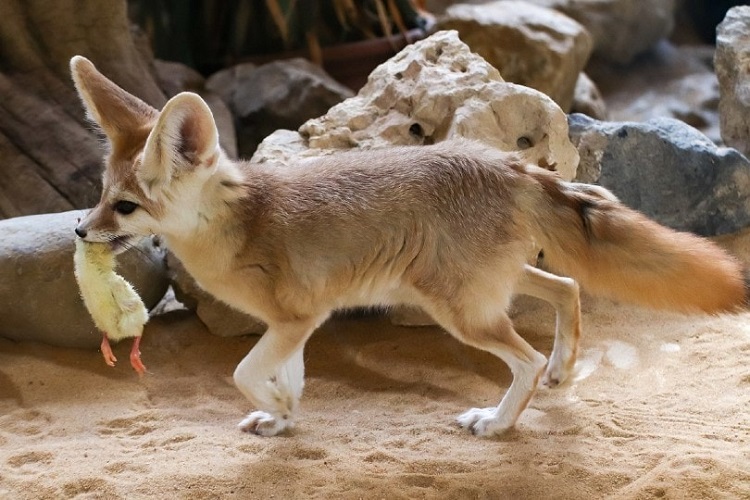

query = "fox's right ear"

[
  {"left": 138, "top": 92, "right": 219, "bottom": 200},
  {"left": 70, "top": 56, "right": 158, "bottom": 147}
]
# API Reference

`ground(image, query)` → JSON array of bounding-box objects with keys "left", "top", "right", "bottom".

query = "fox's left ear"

[
  {"left": 70, "top": 56, "right": 158, "bottom": 149},
  {"left": 139, "top": 92, "right": 219, "bottom": 199}
]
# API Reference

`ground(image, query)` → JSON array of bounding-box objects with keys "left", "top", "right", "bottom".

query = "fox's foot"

[
  {"left": 542, "top": 348, "right": 574, "bottom": 388},
  {"left": 238, "top": 411, "right": 293, "bottom": 437},
  {"left": 457, "top": 407, "right": 513, "bottom": 437}
]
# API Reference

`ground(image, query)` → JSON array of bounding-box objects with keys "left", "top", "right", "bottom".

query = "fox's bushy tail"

[{"left": 529, "top": 170, "right": 746, "bottom": 313}]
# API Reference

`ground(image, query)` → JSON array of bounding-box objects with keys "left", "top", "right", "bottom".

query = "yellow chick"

[{"left": 73, "top": 238, "right": 149, "bottom": 375}]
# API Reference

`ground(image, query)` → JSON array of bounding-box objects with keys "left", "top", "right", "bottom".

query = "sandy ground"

[{"left": 2, "top": 236, "right": 750, "bottom": 499}]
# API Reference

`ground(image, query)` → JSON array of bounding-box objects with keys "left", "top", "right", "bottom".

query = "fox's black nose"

[{"left": 75, "top": 227, "right": 87, "bottom": 238}]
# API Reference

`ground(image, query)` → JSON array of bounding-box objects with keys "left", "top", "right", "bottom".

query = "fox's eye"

[{"left": 113, "top": 200, "right": 138, "bottom": 215}]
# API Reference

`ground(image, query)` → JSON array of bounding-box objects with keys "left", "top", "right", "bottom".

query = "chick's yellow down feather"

[{"left": 74, "top": 239, "right": 149, "bottom": 374}]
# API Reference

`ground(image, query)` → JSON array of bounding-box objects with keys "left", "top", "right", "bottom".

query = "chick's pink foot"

[
  {"left": 130, "top": 336, "right": 147, "bottom": 376},
  {"left": 101, "top": 335, "right": 117, "bottom": 367}
]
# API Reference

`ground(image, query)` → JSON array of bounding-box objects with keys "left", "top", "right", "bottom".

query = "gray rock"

[
  {"left": 0, "top": 211, "right": 169, "bottom": 348},
  {"left": 207, "top": 59, "right": 354, "bottom": 158},
  {"left": 568, "top": 114, "right": 750, "bottom": 236},
  {"left": 167, "top": 252, "right": 266, "bottom": 337},
  {"left": 716, "top": 6, "right": 750, "bottom": 157}
]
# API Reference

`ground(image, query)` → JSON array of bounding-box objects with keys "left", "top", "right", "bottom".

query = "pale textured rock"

[
  {"left": 207, "top": 59, "right": 353, "bottom": 158},
  {"left": 436, "top": 1, "right": 592, "bottom": 111},
  {"left": 716, "top": 6, "right": 750, "bottom": 157},
  {"left": 254, "top": 30, "right": 580, "bottom": 182},
  {"left": 0, "top": 211, "right": 169, "bottom": 348},
  {"left": 168, "top": 253, "right": 266, "bottom": 337},
  {"left": 527, "top": 0, "right": 675, "bottom": 64},
  {"left": 153, "top": 59, "right": 238, "bottom": 159}
]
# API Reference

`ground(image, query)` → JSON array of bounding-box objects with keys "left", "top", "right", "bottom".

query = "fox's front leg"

[{"left": 234, "top": 321, "right": 315, "bottom": 436}]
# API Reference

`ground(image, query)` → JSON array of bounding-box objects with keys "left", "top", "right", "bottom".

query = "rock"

[
  {"left": 716, "top": 6, "right": 750, "bottom": 157},
  {"left": 0, "top": 0, "right": 167, "bottom": 219},
  {"left": 436, "top": 1, "right": 592, "bottom": 111},
  {"left": 568, "top": 113, "right": 750, "bottom": 236},
  {"left": 587, "top": 42, "right": 721, "bottom": 144},
  {"left": 0, "top": 211, "right": 169, "bottom": 349},
  {"left": 571, "top": 72, "right": 607, "bottom": 119},
  {"left": 526, "top": 0, "right": 675, "bottom": 64},
  {"left": 168, "top": 253, "right": 266, "bottom": 337},
  {"left": 153, "top": 59, "right": 238, "bottom": 159},
  {"left": 254, "top": 30, "right": 580, "bottom": 182},
  {"left": 207, "top": 59, "right": 354, "bottom": 158}
]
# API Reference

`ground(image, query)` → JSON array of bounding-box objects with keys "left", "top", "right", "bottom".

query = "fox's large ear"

[
  {"left": 70, "top": 56, "right": 158, "bottom": 146},
  {"left": 138, "top": 92, "right": 219, "bottom": 199}
]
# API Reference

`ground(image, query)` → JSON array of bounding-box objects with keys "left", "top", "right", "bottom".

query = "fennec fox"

[{"left": 71, "top": 55, "right": 745, "bottom": 437}]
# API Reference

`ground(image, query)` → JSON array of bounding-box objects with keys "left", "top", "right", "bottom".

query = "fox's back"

[
  {"left": 262, "top": 141, "right": 533, "bottom": 237},
  {"left": 234, "top": 141, "right": 541, "bottom": 308}
]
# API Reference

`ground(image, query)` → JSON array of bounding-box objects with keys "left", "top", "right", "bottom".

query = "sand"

[{"left": 2, "top": 235, "right": 750, "bottom": 499}]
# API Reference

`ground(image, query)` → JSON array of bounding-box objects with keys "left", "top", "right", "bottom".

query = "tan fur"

[
  {"left": 527, "top": 171, "right": 746, "bottom": 313},
  {"left": 70, "top": 56, "right": 745, "bottom": 438}
]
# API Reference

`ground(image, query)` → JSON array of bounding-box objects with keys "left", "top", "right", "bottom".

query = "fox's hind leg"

[
  {"left": 451, "top": 313, "right": 547, "bottom": 436},
  {"left": 516, "top": 264, "right": 581, "bottom": 387},
  {"left": 234, "top": 319, "right": 318, "bottom": 436},
  {"left": 421, "top": 288, "right": 547, "bottom": 437}
]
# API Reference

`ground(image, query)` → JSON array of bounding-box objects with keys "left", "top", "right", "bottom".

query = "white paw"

[
  {"left": 457, "top": 407, "right": 512, "bottom": 437},
  {"left": 542, "top": 360, "right": 569, "bottom": 388},
  {"left": 543, "top": 350, "right": 573, "bottom": 388},
  {"left": 238, "top": 411, "right": 292, "bottom": 437}
]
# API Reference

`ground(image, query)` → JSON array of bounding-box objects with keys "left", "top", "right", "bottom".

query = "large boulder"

[
  {"left": 436, "top": 1, "right": 592, "bottom": 111},
  {"left": 0, "top": 211, "right": 169, "bottom": 348},
  {"left": 253, "top": 30, "right": 580, "bottom": 182},
  {"left": 568, "top": 114, "right": 750, "bottom": 236},
  {"left": 526, "top": 0, "right": 676, "bottom": 64},
  {"left": 716, "top": 6, "right": 750, "bottom": 157},
  {"left": 207, "top": 59, "right": 354, "bottom": 158}
]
